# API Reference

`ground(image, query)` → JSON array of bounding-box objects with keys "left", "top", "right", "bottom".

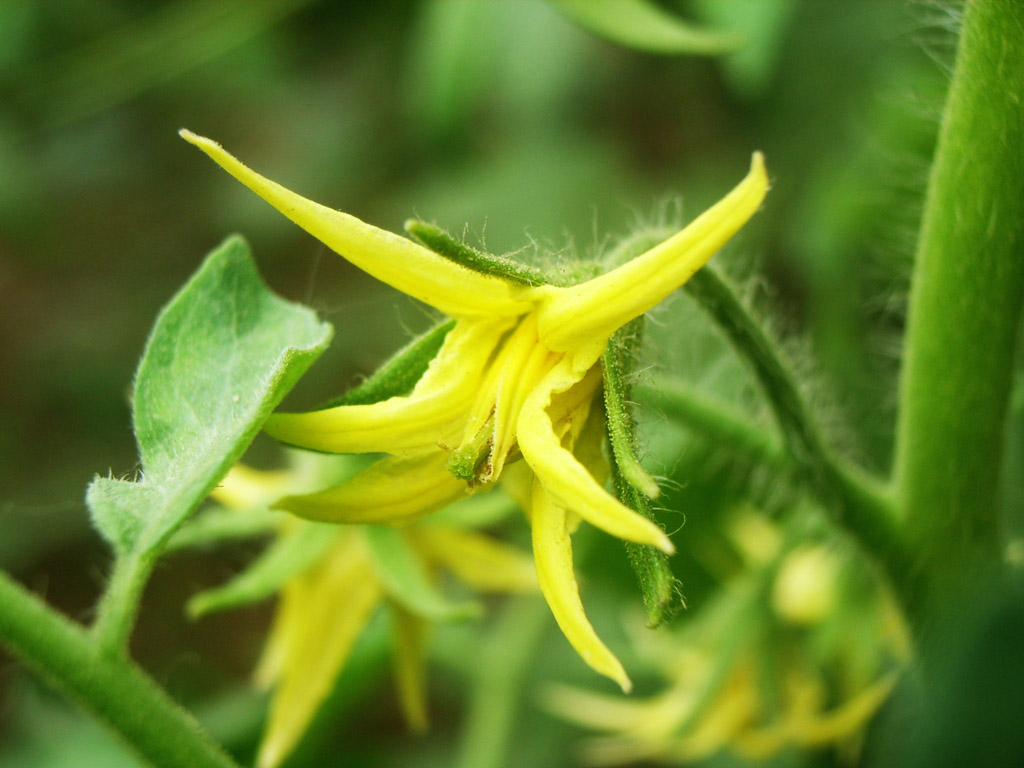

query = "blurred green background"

[{"left": 0, "top": 1, "right": 990, "bottom": 766}]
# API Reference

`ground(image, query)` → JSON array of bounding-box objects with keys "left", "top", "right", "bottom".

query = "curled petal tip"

[
  {"left": 657, "top": 532, "right": 676, "bottom": 556},
  {"left": 179, "top": 128, "right": 215, "bottom": 150},
  {"left": 617, "top": 674, "right": 633, "bottom": 695},
  {"left": 750, "top": 150, "right": 768, "bottom": 188}
]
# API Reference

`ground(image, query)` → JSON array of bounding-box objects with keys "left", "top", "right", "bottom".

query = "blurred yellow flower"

[
  {"left": 182, "top": 129, "right": 767, "bottom": 691},
  {"left": 545, "top": 512, "right": 911, "bottom": 764},
  {"left": 203, "top": 462, "right": 537, "bottom": 768}
]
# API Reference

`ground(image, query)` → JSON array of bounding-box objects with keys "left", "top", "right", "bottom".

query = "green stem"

[
  {"left": 91, "top": 550, "right": 157, "bottom": 656},
  {"left": 0, "top": 570, "right": 241, "bottom": 768},
  {"left": 455, "top": 597, "right": 549, "bottom": 768},
  {"left": 638, "top": 377, "right": 787, "bottom": 469},
  {"left": 684, "top": 267, "right": 904, "bottom": 573},
  {"left": 894, "top": 0, "right": 1024, "bottom": 604}
]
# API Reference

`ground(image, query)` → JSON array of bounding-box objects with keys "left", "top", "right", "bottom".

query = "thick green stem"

[
  {"left": 894, "top": 0, "right": 1024, "bottom": 603},
  {"left": 684, "top": 267, "right": 904, "bottom": 575},
  {"left": 0, "top": 570, "right": 240, "bottom": 768}
]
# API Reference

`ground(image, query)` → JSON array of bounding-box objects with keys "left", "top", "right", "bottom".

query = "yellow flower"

[
  {"left": 181, "top": 129, "right": 768, "bottom": 691},
  {"left": 544, "top": 512, "right": 911, "bottom": 765},
  {"left": 202, "top": 462, "right": 537, "bottom": 768}
]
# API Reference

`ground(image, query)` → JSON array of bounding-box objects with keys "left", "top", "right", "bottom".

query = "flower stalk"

[{"left": 683, "top": 267, "right": 902, "bottom": 572}]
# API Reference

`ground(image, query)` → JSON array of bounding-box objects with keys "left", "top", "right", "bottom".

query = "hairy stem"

[
  {"left": 0, "top": 570, "right": 240, "bottom": 768},
  {"left": 894, "top": 0, "right": 1024, "bottom": 605},
  {"left": 684, "top": 266, "right": 903, "bottom": 575},
  {"left": 91, "top": 550, "right": 156, "bottom": 656},
  {"left": 639, "top": 376, "right": 786, "bottom": 469}
]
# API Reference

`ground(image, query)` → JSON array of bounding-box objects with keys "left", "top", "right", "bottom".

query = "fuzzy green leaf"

[
  {"left": 88, "top": 236, "right": 332, "bottom": 558},
  {"left": 552, "top": 0, "right": 742, "bottom": 56}
]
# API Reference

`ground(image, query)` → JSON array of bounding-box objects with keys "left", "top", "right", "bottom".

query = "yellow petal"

[
  {"left": 530, "top": 480, "right": 632, "bottom": 692},
  {"left": 390, "top": 604, "right": 430, "bottom": 733},
  {"left": 265, "top": 318, "right": 511, "bottom": 454},
  {"left": 536, "top": 153, "right": 768, "bottom": 352},
  {"left": 517, "top": 356, "right": 674, "bottom": 553},
  {"left": 180, "top": 130, "right": 536, "bottom": 317},
  {"left": 664, "top": 669, "right": 759, "bottom": 762},
  {"left": 415, "top": 525, "right": 538, "bottom": 593},
  {"left": 543, "top": 683, "right": 694, "bottom": 736},
  {"left": 273, "top": 451, "right": 470, "bottom": 525},
  {"left": 793, "top": 673, "right": 898, "bottom": 747},
  {"left": 256, "top": 535, "right": 382, "bottom": 768},
  {"left": 211, "top": 464, "right": 296, "bottom": 509}
]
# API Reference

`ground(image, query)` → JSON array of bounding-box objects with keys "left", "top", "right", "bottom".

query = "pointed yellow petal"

[
  {"left": 530, "top": 480, "right": 632, "bottom": 692},
  {"left": 265, "top": 318, "right": 511, "bottom": 454},
  {"left": 390, "top": 604, "right": 430, "bottom": 733},
  {"left": 273, "top": 451, "right": 470, "bottom": 525},
  {"left": 517, "top": 357, "right": 675, "bottom": 553},
  {"left": 415, "top": 525, "right": 538, "bottom": 593},
  {"left": 537, "top": 153, "right": 768, "bottom": 351},
  {"left": 180, "top": 130, "right": 536, "bottom": 317},
  {"left": 256, "top": 536, "right": 382, "bottom": 768}
]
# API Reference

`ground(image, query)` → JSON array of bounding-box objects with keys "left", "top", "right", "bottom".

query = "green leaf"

[
  {"left": 187, "top": 524, "right": 339, "bottom": 618},
  {"left": 689, "top": 0, "right": 797, "bottom": 98},
  {"left": 364, "top": 526, "right": 482, "bottom": 622},
  {"left": 552, "top": 0, "right": 742, "bottom": 56},
  {"left": 88, "top": 236, "right": 332, "bottom": 558}
]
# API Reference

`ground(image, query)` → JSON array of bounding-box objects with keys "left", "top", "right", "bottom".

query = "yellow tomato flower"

[
  {"left": 545, "top": 513, "right": 910, "bottom": 765},
  {"left": 204, "top": 463, "right": 537, "bottom": 768},
  {"left": 181, "top": 129, "right": 768, "bottom": 690}
]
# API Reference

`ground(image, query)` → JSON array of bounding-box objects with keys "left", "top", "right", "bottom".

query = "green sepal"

[
  {"left": 551, "top": 0, "right": 742, "bottom": 56},
  {"left": 319, "top": 318, "right": 455, "bottom": 409},
  {"left": 87, "top": 236, "right": 333, "bottom": 558},
  {"left": 165, "top": 506, "right": 281, "bottom": 552},
  {"left": 603, "top": 319, "right": 685, "bottom": 628},
  {"left": 405, "top": 219, "right": 547, "bottom": 286},
  {"left": 364, "top": 526, "right": 482, "bottom": 622},
  {"left": 603, "top": 320, "right": 661, "bottom": 499},
  {"left": 187, "top": 524, "right": 339, "bottom": 618}
]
